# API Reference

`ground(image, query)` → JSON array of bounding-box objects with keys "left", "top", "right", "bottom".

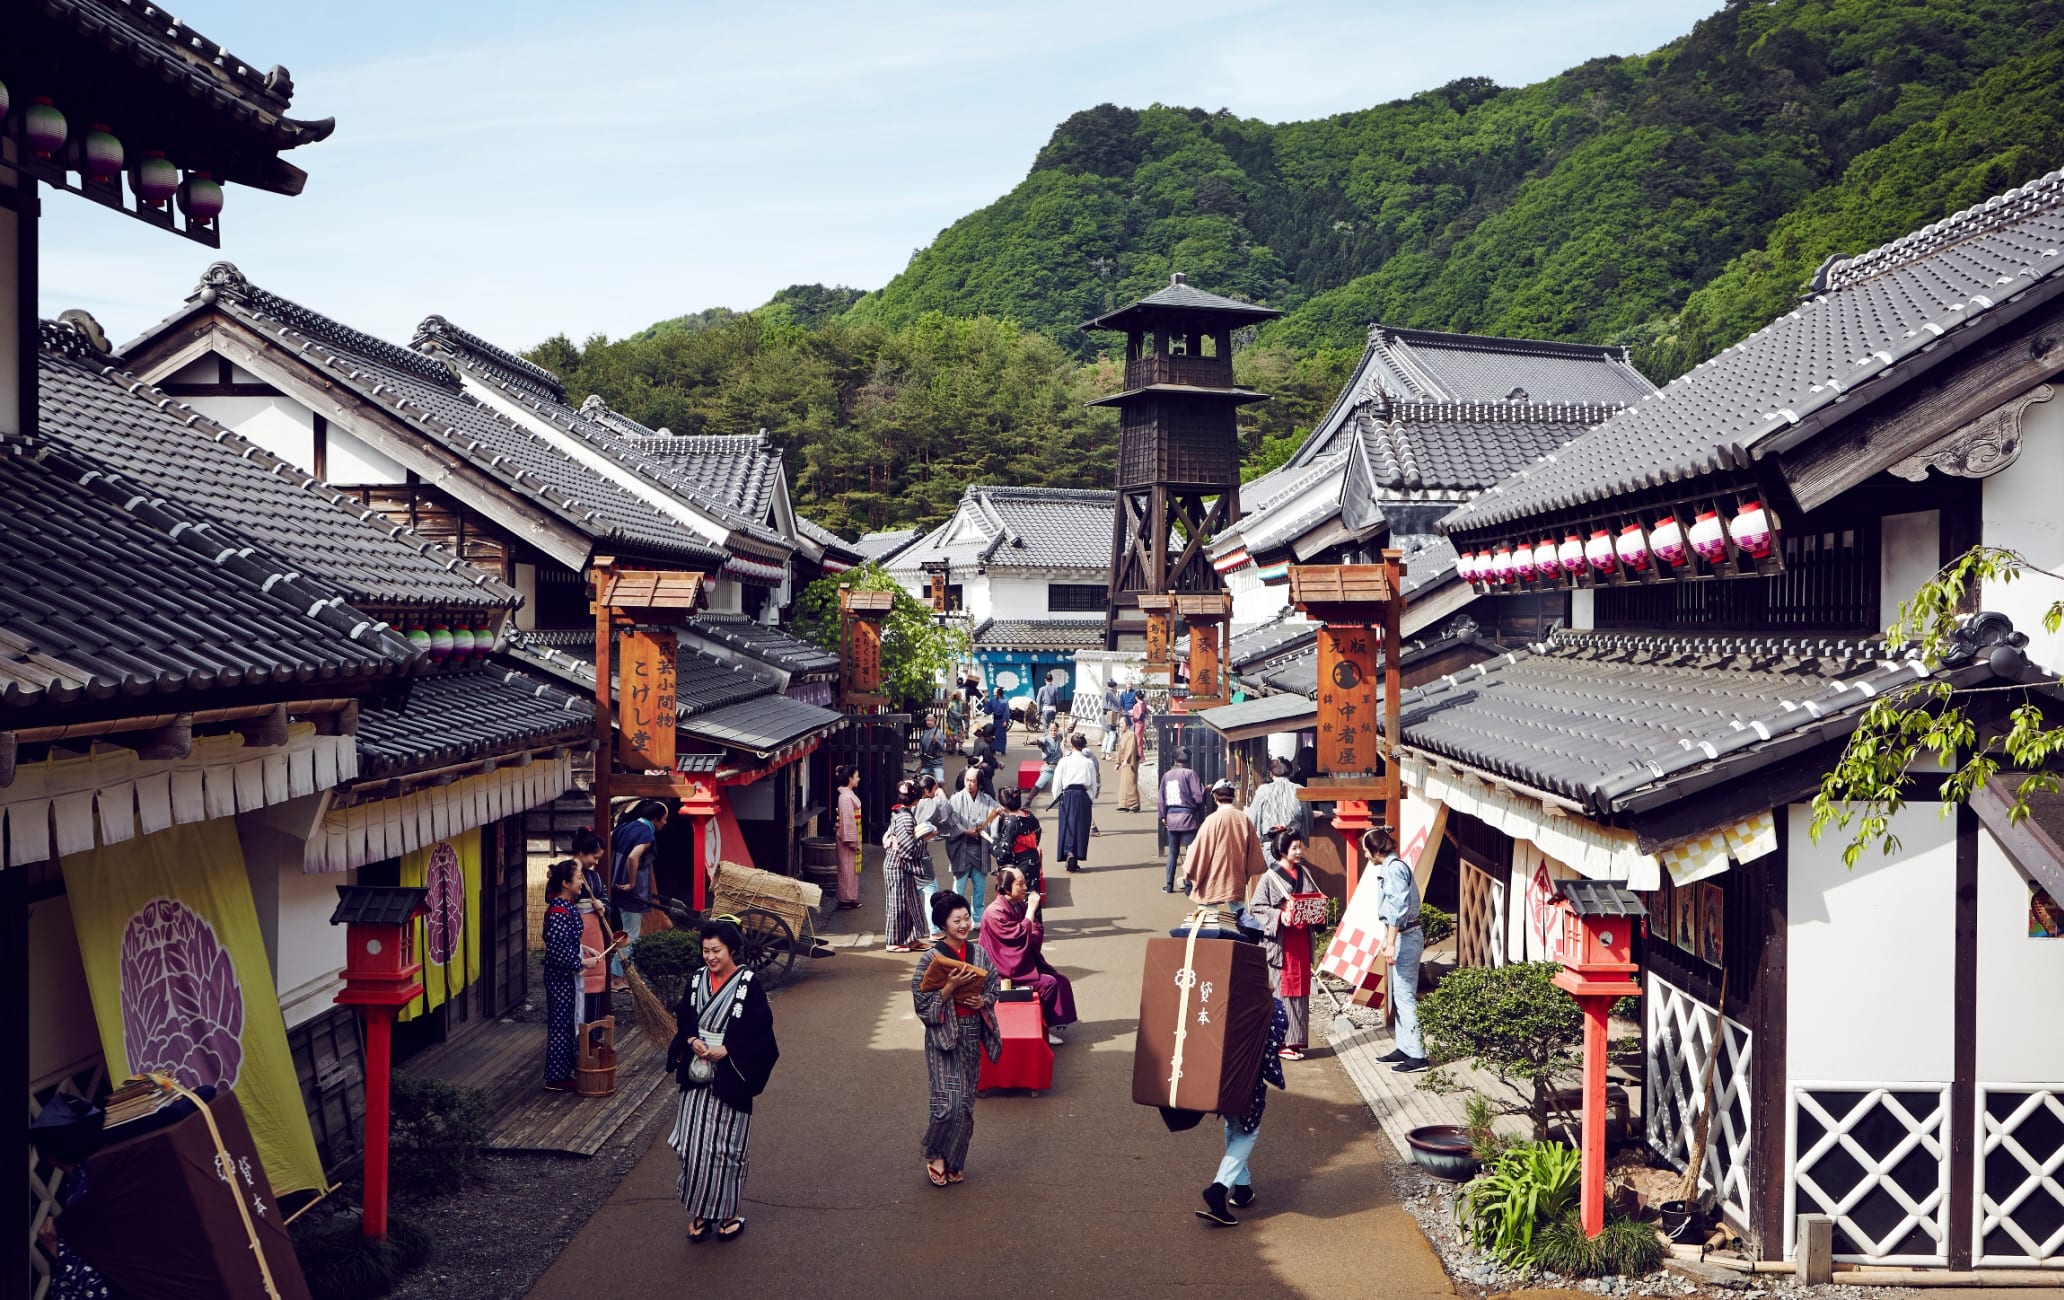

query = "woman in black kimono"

[{"left": 667, "top": 919, "right": 780, "bottom": 1242}]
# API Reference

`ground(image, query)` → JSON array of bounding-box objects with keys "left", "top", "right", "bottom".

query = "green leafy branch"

[
  {"left": 790, "top": 563, "right": 970, "bottom": 712},
  {"left": 1810, "top": 547, "right": 2064, "bottom": 867}
]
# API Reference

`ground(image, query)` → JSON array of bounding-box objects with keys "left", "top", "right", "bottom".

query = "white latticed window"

[
  {"left": 1644, "top": 974, "right": 1752, "bottom": 1225},
  {"left": 1787, "top": 1084, "right": 1951, "bottom": 1266},
  {"left": 1976, "top": 1085, "right": 2064, "bottom": 1267}
]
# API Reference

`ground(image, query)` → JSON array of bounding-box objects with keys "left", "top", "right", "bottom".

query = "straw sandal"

[{"left": 926, "top": 1161, "right": 949, "bottom": 1188}]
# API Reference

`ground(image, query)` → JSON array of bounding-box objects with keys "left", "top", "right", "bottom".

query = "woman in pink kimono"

[{"left": 834, "top": 765, "right": 863, "bottom": 909}]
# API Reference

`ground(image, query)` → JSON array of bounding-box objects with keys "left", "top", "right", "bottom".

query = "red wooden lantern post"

[
  {"left": 677, "top": 772, "right": 723, "bottom": 913},
  {"left": 1551, "top": 880, "right": 1646, "bottom": 1238},
  {"left": 330, "top": 884, "right": 430, "bottom": 1241}
]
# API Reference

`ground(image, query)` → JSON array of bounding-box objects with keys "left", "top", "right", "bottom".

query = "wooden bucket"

[{"left": 576, "top": 1016, "right": 617, "bottom": 1097}]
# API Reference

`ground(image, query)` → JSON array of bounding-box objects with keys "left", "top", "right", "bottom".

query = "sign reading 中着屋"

[
  {"left": 1315, "top": 626, "right": 1379, "bottom": 774},
  {"left": 618, "top": 628, "right": 678, "bottom": 772}
]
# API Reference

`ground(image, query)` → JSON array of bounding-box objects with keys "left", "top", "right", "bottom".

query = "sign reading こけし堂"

[{"left": 618, "top": 628, "right": 677, "bottom": 772}]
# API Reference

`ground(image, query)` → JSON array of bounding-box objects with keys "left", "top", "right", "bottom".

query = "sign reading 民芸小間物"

[{"left": 617, "top": 628, "right": 677, "bottom": 772}]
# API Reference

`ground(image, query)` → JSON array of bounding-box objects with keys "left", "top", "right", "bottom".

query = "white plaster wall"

[
  {"left": 513, "top": 562, "right": 539, "bottom": 630},
  {"left": 274, "top": 864, "right": 351, "bottom": 1029},
  {"left": 1975, "top": 829, "right": 2064, "bottom": 1084},
  {"left": 986, "top": 575, "right": 1056, "bottom": 621},
  {"left": 962, "top": 574, "right": 996, "bottom": 625},
  {"left": 1786, "top": 802, "right": 1956, "bottom": 1082},
  {"left": 1568, "top": 588, "right": 1595, "bottom": 631},
  {"left": 326, "top": 423, "right": 406, "bottom": 484},
  {"left": 1982, "top": 395, "right": 2064, "bottom": 673},
  {"left": 1228, "top": 566, "right": 1288, "bottom": 630},
  {"left": 1879, "top": 509, "right": 1941, "bottom": 628},
  {"left": 29, "top": 896, "right": 101, "bottom": 1082},
  {"left": 183, "top": 394, "right": 317, "bottom": 475},
  {"left": 705, "top": 578, "right": 744, "bottom": 616}
]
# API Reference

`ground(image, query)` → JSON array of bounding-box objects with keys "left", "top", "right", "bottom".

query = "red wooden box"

[
  {"left": 978, "top": 998, "right": 1053, "bottom": 1093},
  {"left": 1017, "top": 760, "right": 1046, "bottom": 791}
]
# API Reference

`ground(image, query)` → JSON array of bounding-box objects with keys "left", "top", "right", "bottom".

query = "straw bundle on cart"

[{"left": 709, "top": 862, "right": 821, "bottom": 936}]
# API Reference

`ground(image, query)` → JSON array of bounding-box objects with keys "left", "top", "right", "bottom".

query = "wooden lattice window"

[{"left": 1458, "top": 859, "right": 1506, "bottom": 969}]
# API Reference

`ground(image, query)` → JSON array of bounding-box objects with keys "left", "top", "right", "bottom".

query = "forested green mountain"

[
  {"left": 852, "top": 0, "right": 2064, "bottom": 375},
  {"left": 532, "top": 0, "right": 2064, "bottom": 535}
]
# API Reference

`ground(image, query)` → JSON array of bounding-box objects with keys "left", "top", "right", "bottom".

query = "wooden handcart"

[{"left": 661, "top": 862, "right": 835, "bottom": 990}]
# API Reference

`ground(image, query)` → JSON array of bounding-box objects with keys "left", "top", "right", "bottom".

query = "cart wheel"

[{"left": 736, "top": 908, "right": 797, "bottom": 989}]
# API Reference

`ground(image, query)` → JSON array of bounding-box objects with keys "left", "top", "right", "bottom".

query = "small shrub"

[
  {"left": 1419, "top": 903, "right": 1455, "bottom": 945},
  {"left": 1419, "top": 962, "right": 1583, "bottom": 1139},
  {"left": 1533, "top": 1208, "right": 1665, "bottom": 1277},
  {"left": 295, "top": 1212, "right": 433, "bottom": 1300},
  {"left": 1463, "top": 1092, "right": 1515, "bottom": 1165},
  {"left": 1459, "top": 1141, "right": 1581, "bottom": 1267},
  {"left": 1611, "top": 993, "right": 1642, "bottom": 1022},
  {"left": 387, "top": 1076, "right": 489, "bottom": 1194},
  {"left": 632, "top": 927, "right": 704, "bottom": 1008}
]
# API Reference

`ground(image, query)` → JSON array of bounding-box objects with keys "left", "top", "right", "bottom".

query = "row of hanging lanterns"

[
  {"left": 1457, "top": 500, "right": 1777, "bottom": 589},
  {"left": 0, "top": 79, "right": 224, "bottom": 224},
  {"left": 402, "top": 624, "right": 497, "bottom": 663}
]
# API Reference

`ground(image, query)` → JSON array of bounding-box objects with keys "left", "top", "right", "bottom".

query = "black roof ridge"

[
  {"left": 196, "top": 263, "right": 456, "bottom": 389},
  {"left": 418, "top": 336, "right": 790, "bottom": 558},
  {"left": 187, "top": 278, "right": 729, "bottom": 566},
  {"left": 38, "top": 0, "right": 336, "bottom": 149},
  {"left": 40, "top": 319, "right": 520, "bottom": 610},
  {"left": 1824, "top": 167, "right": 2064, "bottom": 293},
  {"left": 1373, "top": 323, "right": 1633, "bottom": 363},
  {"left": 414, "top": 315, "right": 566, "bottom": 403},
  {"left": 970, "top": 485, "right": 1116, "bottom": 502},
  {"left": 576, "top": 393, "right": 667, "bottom": 438}
]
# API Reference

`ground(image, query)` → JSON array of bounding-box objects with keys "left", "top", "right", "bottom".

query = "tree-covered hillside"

[
  {"left": 849, "top": 0, "right": 2064, "bottom": 377},
  {"left": 533, "top": 0, "right": 2064, "bottom": 535}
]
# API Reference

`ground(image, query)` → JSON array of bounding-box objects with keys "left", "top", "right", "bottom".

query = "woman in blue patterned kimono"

[
  {"left": 541, "top": 859, "right": 595, "bottom": 1091},
  {"left": 911, "top": 892, "right": 1000, "bottom": 1187}
]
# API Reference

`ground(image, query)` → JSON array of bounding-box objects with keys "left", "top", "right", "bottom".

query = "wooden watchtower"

[{"left": 1086, "top": 274, "right": 1279, "bottom": 650}]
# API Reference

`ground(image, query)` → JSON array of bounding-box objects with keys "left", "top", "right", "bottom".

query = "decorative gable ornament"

[{"left": 1887, "top": 383, "right": 2052, "bottom": 482}]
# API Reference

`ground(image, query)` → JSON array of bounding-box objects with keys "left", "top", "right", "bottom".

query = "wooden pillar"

[
  {"left": 1381, "top": 547, "right": 1404, "bottom": 851},
  {"left": 591, "top": 558, "right": 616, "bottom": 842}
]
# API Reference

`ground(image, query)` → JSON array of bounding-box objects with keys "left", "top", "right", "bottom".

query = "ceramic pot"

[{"left": 1404, "top": 1125, "right": 1480, "bottom": 1183}]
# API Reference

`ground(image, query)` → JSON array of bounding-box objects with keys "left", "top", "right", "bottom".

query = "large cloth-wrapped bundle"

[
  {"left": 1132, "top": 930, "right": 1271, "bottom": 1116},
  {"left": 60, "top": 1089, "right": 313, "bottom": 1300}
]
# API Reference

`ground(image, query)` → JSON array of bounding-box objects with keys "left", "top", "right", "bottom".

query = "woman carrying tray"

[
  {"left": 911, "top": 892, "right": 1000, "bottom": 1187},
  {"left": 1249, "top": 830, "right": 1324, "bottom": 1061}
]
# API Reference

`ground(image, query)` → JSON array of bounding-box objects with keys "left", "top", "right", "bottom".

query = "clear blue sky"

[{"left": 42, "top": 0, "right": 1723, "bottom": 352}]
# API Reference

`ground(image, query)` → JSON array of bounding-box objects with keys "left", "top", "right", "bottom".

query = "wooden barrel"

[
  {"left": 574, "top": 1061, "right": 616, "bottom": 1097},
  {"left": 800, "top": 836, "right": 840, "bottom": 891}
]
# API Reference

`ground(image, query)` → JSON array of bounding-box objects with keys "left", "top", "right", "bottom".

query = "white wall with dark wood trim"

[
  {"left": 1983, "top": 395, "right": 2064, "bottom": 674},
  {"left": 1785, "top": 801, "right": 1956, "bottom": 1083},
  {"left": 1975, "top": 830, "right": 2064, "bottom": 1084}
]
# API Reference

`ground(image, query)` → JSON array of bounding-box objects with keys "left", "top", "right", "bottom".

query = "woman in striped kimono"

[
  {"left": 911, "top": 892, "right": 1000, "bottom": 1187},
  {"left": 881, "top": 780, "right": 927, "bottom": 952},
  {"left": 667, "top": 919, "right": 779, "bottom": 1243}
]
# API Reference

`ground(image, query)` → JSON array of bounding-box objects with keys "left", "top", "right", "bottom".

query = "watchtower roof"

[{"left": 1084, "top": 274, "right": 1282, "bottom": 334}]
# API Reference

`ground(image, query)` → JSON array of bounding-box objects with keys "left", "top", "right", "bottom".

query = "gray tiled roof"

[
  {"left": 354, "top": 669, "right": 591, "bottom": 778},
  {"left": 1085, "top": 275, "right": 1283, "bottom": 332},
  {"left": 31, "top": 0, "right": 336, "bottom": 163},
  {"left": 680, "top": 692, "right": 845, "bottom": 756},
  {"left": 1396, "top": 629, "right": 1958, "bottom": 816},
  {"left": 38, "top": 326, "right": 515, "bottom": 613},
  {"left": 794, "top": 515, "right": 860, "bottom": 560},
  {"left": 596, "top": 429, "right": 787, "bottom": 524},
  {"left": 0, "top": 437, "right": 413, "bottom": 715},
  {"left": 413, "top": 323, "right": 790, "bottom": 558},
  {"left": 505, "top": 630, "right": 776, "bottom": 717},
  {"left": 972, "top": 618, "right": 1107, "bottom": 652},
  {"left": 1365, "top": 327, "right": 1654, "bottom": 407},
  {"left": 145, "top": 265, "right": 726, "bottom": 568},
  {"left": 893, "top": 487, "right": 1114, "bottom": 574},
  {"left": 1353, "top": 402, "right": 1621, "bottom": 493},
  {"left": 1196, "top": 691, "right": 1318, "bottom": 735},
  {"left": 855, "top": 528, "right": 922, "bottom": 563},
  {"left": 1445, "top": 169, "right": 2064, "bottom": 535},
  {"left": 686, "top": 617, "right": 840, "bottom": 677}
]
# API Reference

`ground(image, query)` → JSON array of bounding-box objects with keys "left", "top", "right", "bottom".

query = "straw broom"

[{"left": 623, "top": 963, "right": 676, "bottom": 1039}]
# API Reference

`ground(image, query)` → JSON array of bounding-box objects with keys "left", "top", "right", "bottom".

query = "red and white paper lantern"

[
  {"left": 1650, "top": 516, "right": 1686, "bottom": 567},
  {"left": 1732, "top": 501, "right": 1775, "bottom": 559},
  {"left": 1586, "top": 530, "right": 1617, "bottom": 576},
  {"left": 1689, "top": 509, "right": 1728, "bottom": 563}
]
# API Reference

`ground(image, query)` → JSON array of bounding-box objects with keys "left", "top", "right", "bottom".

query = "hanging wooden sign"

[
  {"left": 617, "top": 628, "right": 678, "bottom": 772},
  {"left": 1315, "top": 626, "right": 1379, "bottom": 774}
]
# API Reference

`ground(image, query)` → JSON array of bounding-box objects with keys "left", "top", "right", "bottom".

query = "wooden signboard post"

[
  {"left": 839, "top": 586, "right": 895, "bottom": 712},
  {"left": 1288, "top": 551, "right": 1405, "bottom": 899},
  {"left": 1177, "top": 592, "right": 1233, "bottom": 709},
  {"left": 591, "top": 559, "right": 720, "bottom": 909}
]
